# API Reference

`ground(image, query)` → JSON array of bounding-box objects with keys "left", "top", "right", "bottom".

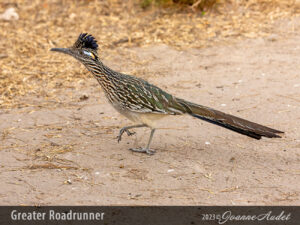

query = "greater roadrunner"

[{"left": 51, "top": 33, "right": 283, "bottom": 155}]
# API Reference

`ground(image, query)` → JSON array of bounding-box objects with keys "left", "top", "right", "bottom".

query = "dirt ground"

[{"left": 1, "top": 17, "right": 300, "bottom": 205}]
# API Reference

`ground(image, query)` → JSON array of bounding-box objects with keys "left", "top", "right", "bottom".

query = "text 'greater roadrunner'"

[{"left": 51, "top": 33, "right": 283, "bottom": 155}]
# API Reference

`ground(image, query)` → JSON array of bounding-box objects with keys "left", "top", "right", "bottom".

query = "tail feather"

[{"left": 175, "top": 98, "right": 283, "bottom": 139}]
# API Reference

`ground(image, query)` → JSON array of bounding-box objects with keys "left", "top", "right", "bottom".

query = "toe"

[
  {"left": 128, "top": 131, "right": 136, "bottom": 136},
  {"left": 146, "top": 149, "right": 156, "bottom": 155},
  {"left": 117, "top": 136, "right": 121, "bottom": 143},
  {"left": 129, "top": 147, "right": 145, "bottom": 153},
  {"left": 129, "top": 148, "right": 155, "bottom": 155}
]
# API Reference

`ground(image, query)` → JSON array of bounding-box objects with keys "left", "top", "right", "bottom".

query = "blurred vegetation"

[
  {"left": 0, "top": 0, "right": 299, "bottom": 108},
  {"left": 140, "top": 0, "right": 221, "bottom": 11}
]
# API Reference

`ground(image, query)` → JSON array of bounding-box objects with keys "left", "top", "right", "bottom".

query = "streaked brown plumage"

[{"left": 51, "top": 33, "right": 284, "bottom": 155}]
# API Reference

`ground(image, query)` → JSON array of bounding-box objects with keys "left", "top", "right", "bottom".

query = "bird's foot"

[
  {"left": 129, "top": 147, "right": 156, "bottom": 155},
  {"left": 117, "top": 127, "right": 136, "bottom": 143}
]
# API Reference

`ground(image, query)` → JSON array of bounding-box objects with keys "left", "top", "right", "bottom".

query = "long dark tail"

[{"left": 175, "top": 98, "right": 283, "bottom": 139}]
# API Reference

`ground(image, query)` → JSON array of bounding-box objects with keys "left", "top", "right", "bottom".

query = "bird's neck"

[
  {"left": 83, "top": 59, "right": 113, "bottom": 78},
  {"left": 83, "top": 59, "right": 118, "bottom": 89}
]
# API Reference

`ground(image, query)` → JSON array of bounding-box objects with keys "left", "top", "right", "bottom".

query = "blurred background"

[
  {"left": 0, "top": 0, "right": 299, "bottom": 108},
  {"left": 1, "top": 0, "right": 300, "bottom": 205}
]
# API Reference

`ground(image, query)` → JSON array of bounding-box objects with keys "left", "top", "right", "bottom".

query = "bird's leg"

[
  {"left": 130, "top": 129, "right": 156, "bottom": 155},
  {"left": 117, "top": 124, "right": 147, "bottom": 143}
]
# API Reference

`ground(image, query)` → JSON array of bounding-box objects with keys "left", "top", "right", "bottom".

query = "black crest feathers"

[{"left": 74, "top": 33, "right": 98, "bottom": 51}]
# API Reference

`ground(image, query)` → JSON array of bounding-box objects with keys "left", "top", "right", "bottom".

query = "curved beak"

[{"left": 50, "top": 48, "right": 72, "bottom": 55}]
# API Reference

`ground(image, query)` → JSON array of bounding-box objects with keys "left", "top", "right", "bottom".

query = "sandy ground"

[{"left": 1, "top": 22, "right": 300, "bottom": 205}]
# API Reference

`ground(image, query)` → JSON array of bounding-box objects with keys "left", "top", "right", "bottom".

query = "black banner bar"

[{"left": 0, "top": 206, "right": 299, "bottom": 225}]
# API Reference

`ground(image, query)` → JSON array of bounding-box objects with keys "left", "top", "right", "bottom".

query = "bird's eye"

[
  {"left": 83, "top": 50, "right": 96, "bottom": 59},
  {"left": 83, "top": 50, "right": 92, "bottom": 57}
]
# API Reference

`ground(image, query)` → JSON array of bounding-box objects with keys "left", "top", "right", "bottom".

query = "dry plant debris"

[{"left": 0, "top": 0, "right": 299, "bottom": 109}]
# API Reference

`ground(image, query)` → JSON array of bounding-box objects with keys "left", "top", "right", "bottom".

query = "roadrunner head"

[{"left": 51, "top": 33, "right": 99, "bottom": 63}]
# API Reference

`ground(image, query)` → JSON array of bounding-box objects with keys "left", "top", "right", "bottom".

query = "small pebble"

[
  {"left": 69, "top": 13, "right": 76, "bottom": 20},
  {"left": 66, "top": 179, "right": 72, "bottom": 184},
  {"left": 0, "top": 8, "right": 19, "bottom": 21},
  {"left": 79, "top": 94, "right": 89, "bottom": 101}
]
